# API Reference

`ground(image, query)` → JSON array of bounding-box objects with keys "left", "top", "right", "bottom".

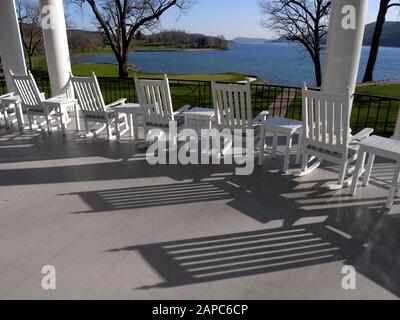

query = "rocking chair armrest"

[
  {"left": 253, "top": 111, "right": 270, "bottom": 123},
  {"left": 174, "top": 105, "right": 191, "bottom": 115},
  {"left": 352, "top": 128, "right": 374, "bottom": 142},
  {"left": 106, "top": 99, "right": 127, "bottom": 109},
  {"left": 0, "top": 92, "right": 15, "bottom": 99},
  {"left": 51, "top": 93, "right": 68, "bottom": 100}
]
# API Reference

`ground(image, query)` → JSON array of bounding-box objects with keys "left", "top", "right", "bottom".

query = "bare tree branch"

[
  {"left": 69, "top": 0, "right": 194, "bottom": 77},
  {"left": 16, "top": 0, "right": 43, "bottom": 71},
  {"left": 259, "top": 0, "right": 331, "bottom": 86},
  {"left": 363, "top": 0, "right": 400, "bottom": 82}
]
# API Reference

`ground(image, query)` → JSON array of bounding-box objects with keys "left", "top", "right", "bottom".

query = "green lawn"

[
  {"left": 352, "top": 83, "right": 400, "bottom": 135},
  {"left": 71, "top": 63, "right": 252, "bottom": 82},
  {"left": 30, "top": 56, "right": 48, "bottom": 71},
  {"left": 71, "top": 63, "right": 134, "bottom": 77},
  {"left": 356, "top": 83, "right": 400, "bottom": 98}
]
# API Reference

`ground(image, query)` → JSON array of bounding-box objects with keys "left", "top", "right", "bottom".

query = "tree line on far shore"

[{"left": 142, "top": 30, "right": 228, "bottom": 51}]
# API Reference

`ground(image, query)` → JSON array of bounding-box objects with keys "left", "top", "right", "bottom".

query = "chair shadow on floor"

[
  {"left": 94, "top": 165, "right": 400, "bottom": 297},
  {"left": 107, "top": 224, "right": 365, "bottom": 290},
  {"left": 2, "top": 124, "right": 399, "bottom": 296},
  {"left": 69, "top": 181, "right": 235, "bottom": 213},
  {"left": 107, "top": 210, "right": 400, "bottom": 297}
]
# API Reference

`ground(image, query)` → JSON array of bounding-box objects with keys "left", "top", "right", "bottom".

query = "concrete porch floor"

[{"left": 0, "top": 122, "right": 399, "bottom": 300}]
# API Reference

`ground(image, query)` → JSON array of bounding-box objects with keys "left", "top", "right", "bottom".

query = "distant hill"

[
  {"left": 245, "top": 21, "right": 400, "bottom": 48},
  {"left": 363, "top": 21, "right": 400, "bottom": 48},
  {"left": 265, "top": 36, "right": 292, "bottom": 44},
  {"left": 232, "top": 37, "right": 269, "bottom": 44}
]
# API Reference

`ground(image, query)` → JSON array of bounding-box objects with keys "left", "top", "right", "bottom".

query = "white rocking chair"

[
  {"left": 11, "top": 71, "right": 70, "bottom": 134},
  {"left": 134, "top": 75, "right": 191, "bottom": 147},
  {"left": 211, "top": 81, "right": 269, "bottom": 155},
  {"left": 300, "top": 85, "right": 373, "bottom": 189},
  {"left": 70, "top": 72, "right": 129, "bottom": 140}
]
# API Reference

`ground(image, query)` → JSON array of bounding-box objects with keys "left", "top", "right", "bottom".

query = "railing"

[
  {"left": 352, "top": 93, "right": 400, "bottom": 137},
  {"left": 1, "top": 75, "right": 400, "bottom": 137},
  {"left": 0, "top": 78, "right": 7, "bottom": 96}
]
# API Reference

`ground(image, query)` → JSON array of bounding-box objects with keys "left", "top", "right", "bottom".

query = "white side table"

[
  {"left": 258, "top": 118, "right": 303, "bottom": 173},
  {"left": 113, "top": 103, "right": 142, "bottom": 144},
  {"left": 182, "top": 108, "right": 215, "bottom": 132},
  {"left": 0, "top": 95, "right": 24, "bottom": 131},
  {"left": 42, "top": 97, "right": 77, "bottom": 135},
  {"left": 351, "top": 135, "right": 400, "bottom": 210}
]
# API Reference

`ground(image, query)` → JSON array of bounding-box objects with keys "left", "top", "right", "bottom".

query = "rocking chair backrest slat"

[
  {"left": 70, "top": 73, "right": 106, "bottom": 115},
  {"left": 211, "top": 81, "right": 253, "bottom": 132},
  {"left": 302, "top": 87, "right": 351, "bottom": 155},
  {"left": 135, "top": 76, "right": 174, "bottom": 127},
  {"left": 11, "top": 71, "right": 43, "bottom": 109}
]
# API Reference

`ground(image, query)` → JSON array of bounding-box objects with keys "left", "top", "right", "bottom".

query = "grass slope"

[
  {"left": 356, "top": 83, "right": 400, "bottom": 98},
  {"left": 71, "top": 63, "right": 252, "bottom": 82}
]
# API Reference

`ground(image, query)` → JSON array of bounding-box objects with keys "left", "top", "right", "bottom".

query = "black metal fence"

[
  {"left": 0, "top": 78, "right": 7, "bottom": 96},
  {"left": 1, "top": 75, "right": 400, "bottom": 137}
]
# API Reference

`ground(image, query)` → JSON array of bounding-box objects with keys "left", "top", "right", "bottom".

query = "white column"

[
  {"left": 0, "top": 0, "right": 27, "bottom": 92},
  {"left": 39, "top": 0, "right": 71, "bottom": 96},
  {"left": 321, "top": 0, "right": 369, "bottom": 95}
]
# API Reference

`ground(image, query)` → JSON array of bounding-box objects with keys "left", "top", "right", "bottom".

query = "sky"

[{"left": 66, "top": 0, "right": 400, "bottom": 40}]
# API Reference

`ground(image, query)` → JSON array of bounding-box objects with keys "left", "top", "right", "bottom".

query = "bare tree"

[
  {"left": 363, "top": 0, "right": 400, "bottom": 83},
  {"left": 71, "top": 0, "right": 193, "bottom": 77},
  {"left": 259, "top": 0, "right": 331, "bottom": 86},
  {"left": 16, "top": 0, "right": 43, "bottom": 71}
]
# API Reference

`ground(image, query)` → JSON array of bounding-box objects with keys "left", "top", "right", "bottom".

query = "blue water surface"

[{"left": 71, "top": 43, "right": 400, "bottom": 86}]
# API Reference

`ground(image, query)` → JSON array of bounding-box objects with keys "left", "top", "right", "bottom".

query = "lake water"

[{"left": 71, "top": 43, "right": 400, "bottom": 86}]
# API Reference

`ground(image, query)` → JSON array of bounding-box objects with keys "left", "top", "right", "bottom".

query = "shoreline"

[{"left": 70, "top": 48, "right": 224, "bottom": 57}]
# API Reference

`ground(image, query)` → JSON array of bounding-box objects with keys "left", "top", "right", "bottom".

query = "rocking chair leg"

[
  {"left": 258, "top": 126, "right": 266, "bottom": 166},
  {"left": 115, "top": 113, "right": 121, "bottom": 142},
  {"left": 60, "top": 110, "right": 66, "bottom": 136},
  {"left": 84, "top": 119, "right": 90, "bottom": 135},
  {"left": 363, "top": 154, "right": 375, "bottom": 186},
  {"left": 386, "top": 164, "right": 400, "bottom": 210},
  {"left": 283, "top": 135, "right": 293, "bottom": 174},
  {"left": 338, "top": 162, "right": 348, "bottom": 187},
  {"left": 272, "top": 133, "right": 278, "bottom": 159},
  {"left": 296, "top": 130, "right": 303, "bottom": 166},
  {"left": 46, "top": 116, "right": 52, "bottom": 133},
  {"left": 301, "top": 148, "right": 308, "bottom": 173},
  {"left": 28, "top": 113, "right": 33, "bottom": 130},
  {"left": 106, "top": 122, "right": 113, "bottom": 141},
  {"left": 15, "top": 104, "right": 24, "bottom": 131}
]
